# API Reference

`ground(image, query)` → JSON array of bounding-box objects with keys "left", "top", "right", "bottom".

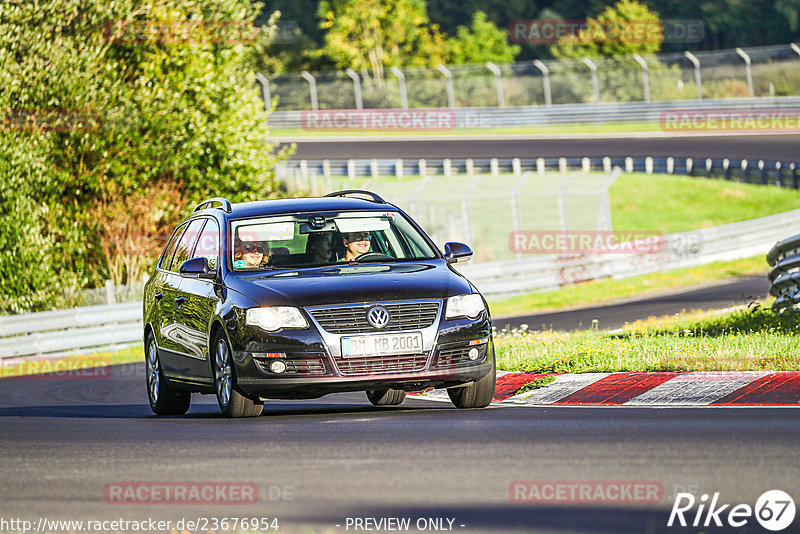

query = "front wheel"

[
  {"left": 146, "top": 334, "right": 191, "bottom": 415},
  {"left": 366, "top": 388, "right": 406, "bottom": 406},
  {"left": 212, "top": 331, "right": 262, "bottom": 418},
  {"left": 447, "top": 359, "right": 496, "bottom": 409}
]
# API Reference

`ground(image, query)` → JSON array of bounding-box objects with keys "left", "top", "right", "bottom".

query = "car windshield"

[{"left": 229, "top": 210, "right": 438, "bottom": 270}]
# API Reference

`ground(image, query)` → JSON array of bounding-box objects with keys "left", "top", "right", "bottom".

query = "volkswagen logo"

[{"left": 366, "top": 306, "right": 390, "bottom": 329}]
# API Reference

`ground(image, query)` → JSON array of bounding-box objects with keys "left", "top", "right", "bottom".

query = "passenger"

[
  {"left": 342, "top": 232, "right": 371, "bottom": 261},
  {"left": 233, "top": 240, "right": 270, "bottom": 269},
  {"left": 305, "top": 232, "right": 333, "bottom": 264}
]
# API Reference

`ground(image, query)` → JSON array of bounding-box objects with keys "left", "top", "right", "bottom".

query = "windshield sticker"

[
  {"left": 237, "top": 222, "right": 295, "bottom": 241},
  {"left": 335, "top": 218, "right": 390, "bottom": 233},
  {"left": 233, "top": 260, "right": 247, "bottom": 268}
]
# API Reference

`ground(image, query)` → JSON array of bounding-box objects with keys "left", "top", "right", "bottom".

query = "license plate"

[{"left": 341, "top": 332, "right": 423, "bottom": 358}]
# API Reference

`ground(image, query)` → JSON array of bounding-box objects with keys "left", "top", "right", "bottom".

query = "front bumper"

[{"left": 229, "top": 312, "right": 493, "bottom": 399}]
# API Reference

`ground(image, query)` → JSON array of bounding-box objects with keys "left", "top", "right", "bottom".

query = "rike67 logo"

[{"left": 668, "top": 490, "right": 795, "bottom": 531}]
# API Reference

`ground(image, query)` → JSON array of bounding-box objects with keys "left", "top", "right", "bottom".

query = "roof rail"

[
  {"left": 193, "top": 197, "right": 232, "bottom": 213},
  {"left": 323, "top": 190, "right": 387, "bottom": 204}
]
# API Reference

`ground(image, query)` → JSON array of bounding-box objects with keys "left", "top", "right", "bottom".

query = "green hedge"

[{"left": 0, "top": 0, "right": 290, "bottom": 313}]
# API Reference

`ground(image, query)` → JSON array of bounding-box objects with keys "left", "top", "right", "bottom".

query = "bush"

[{"left": 0, "top": 0, "right": 291, "bottom": 311}]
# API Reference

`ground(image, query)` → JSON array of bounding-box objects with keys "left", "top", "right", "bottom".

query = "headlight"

[
  {"left": 445, "top": 294, "right": 485, "bottom": 319},
  {"left": 246, "top": 307, "right": 308, "bottom": 331}
]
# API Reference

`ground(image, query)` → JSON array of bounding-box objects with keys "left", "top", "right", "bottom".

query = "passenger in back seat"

[{"left": 305, "top": 232, "right": 334, "bottom": 264}]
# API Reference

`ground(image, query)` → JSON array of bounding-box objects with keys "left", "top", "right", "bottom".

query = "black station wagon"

[{"left": 143, "top": 190, "right": 495, "bottom": 417}]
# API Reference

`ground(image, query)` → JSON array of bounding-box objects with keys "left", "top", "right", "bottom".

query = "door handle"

[
  {"left": 154, "top": 292, "right": 163, "bottom": 303},
  {"left": 175, "top": 296, "right": 185, "bottom": 306}
]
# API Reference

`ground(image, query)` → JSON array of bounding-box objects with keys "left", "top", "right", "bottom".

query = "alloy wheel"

[{"left": 215, "top": 339, "right": 232, "bottom": 407}]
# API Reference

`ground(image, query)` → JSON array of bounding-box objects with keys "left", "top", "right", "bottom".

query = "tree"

[
  {"left": 550, "top": 0, "right": 663, "bottom": 59},
  {"left": 0, "top": 0, "right": 290, "bottom": 311},
  {"left": 318, "top": 0, "right": 448, "bottom": 82},
  {"left": 547, "top": 0, "right": 681, "bottom": 104},
  {"left": 447, "top": 11, "right": 520, "bottom": 64}
]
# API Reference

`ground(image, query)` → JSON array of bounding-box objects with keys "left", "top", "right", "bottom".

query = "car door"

[
  {"left": 173, "top": 217, "right": 222, "bottom": 383},
  {"left": 159, "top": 218, "right": 207, "bottom": 379},
  {"left": 152, "top": 221, "right": 189, "bottom": 366}
]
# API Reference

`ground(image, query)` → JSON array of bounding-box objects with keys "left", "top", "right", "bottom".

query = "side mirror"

[
  {"left": 443, "top": 242, "right": 473, "bottom": 264},
  {"left": 180, "top": 257, "right": 217, "bottom": 280}
]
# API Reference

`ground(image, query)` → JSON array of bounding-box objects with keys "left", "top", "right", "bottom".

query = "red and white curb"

[
  {"left": 502, "top": 371, "right": 800, "bottom": 406},
  {"left": 410, "top": 371, "right": 800, "bottom": 406}
]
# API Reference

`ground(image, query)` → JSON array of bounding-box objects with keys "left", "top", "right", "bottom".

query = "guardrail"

[
  {"left": 268, "top": 96, "right": 800, "bottom": 130},
  {"left": 767, "top": 234, "right": 800, "bottom": 312},
  {"left": 459, "top": 208, "right": 800, "bottom": 298},
  {"left": 2, "top": 208, "right": 796, "bottom": 359},
  {"left": 278, "top": 155, "right": 799, "bottom": 191},
  {"left": 0, "top": 303, "right": 141, "bottom": 361}
]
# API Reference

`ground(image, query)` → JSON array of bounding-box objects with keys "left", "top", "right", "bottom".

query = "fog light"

[
  {"left": 468, "top": 347, "right": 480, "bottom": 361},
  {"left": 270, "top": 360, "right": 287, "bottom": 374}
]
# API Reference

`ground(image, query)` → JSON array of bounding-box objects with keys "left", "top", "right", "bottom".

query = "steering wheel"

[{"left": 354, "top": 252, "right": 394, "bottom": 262}]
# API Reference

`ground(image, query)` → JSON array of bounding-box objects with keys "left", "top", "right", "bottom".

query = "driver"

[
  {"left": 342, "top": 232, "right": 371, "bottom": 261},
  {"left": 233, "top": 239, "right": 271, "bottom": 269}
]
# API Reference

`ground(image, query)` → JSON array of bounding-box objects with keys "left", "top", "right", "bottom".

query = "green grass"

[
  {"left": 269, "top": 122, "right": 663, "bottom": 137},
  {"left": 488, "top": 255, "right": 767, "bottom": 318},
  {"left": 485, "top": 172, "right": 800, "bottom": 317},
  {"left": 1, "top": 345, "right": 143, "bottom": 378},
  {"left": 495, "top": 304, "right": 800, "bottom": 373},
  {"left": 610, "top": 173, "right": 800, "bottom": 234}
]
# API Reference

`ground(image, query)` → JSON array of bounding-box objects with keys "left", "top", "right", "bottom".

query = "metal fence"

[
  {"left": 0, "top": 303, "right": 141, "bottom": 360},
  {"left": 261, "top": 43, "right": 800, "bottom": 112},
  {"left": 768, "top": 234, "right": 800, "bottom": 312}
]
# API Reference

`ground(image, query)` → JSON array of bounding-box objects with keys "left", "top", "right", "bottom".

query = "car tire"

[
  {"left": 447, "top": 357, "right": 496, "bottom": 409},
  {"left": 212, "top": 331, "right": 263, "bottom": 418},
  {"left": 145, "top": 333, "right": 191, "bottom": 416},
  {"left": 366, "top": 388, "right": 406, "bottom": 406}
]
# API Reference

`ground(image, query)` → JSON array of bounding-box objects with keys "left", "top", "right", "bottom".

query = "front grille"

[
  {"left": 255, "top": 357, "right": 326, "bottom": 376},
  {"left": 435, "top": 344, "right": 488, "bottom": 368},
  {"left": 336, "top": 354, "right": 428, "bottom": 376},
  {"left": 309, "top": 301, "right": 440, "bottom": 334}
]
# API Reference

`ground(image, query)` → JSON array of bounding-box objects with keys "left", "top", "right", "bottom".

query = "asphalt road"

[
  {"left": 1, "top": 361, "right": 798, "bottom": 533},
  {"left": 497, "top": 275, "right": 770, "bottom": 332},
  {"left": 286, "top": 133, "right": 800, "bottom": 161}
]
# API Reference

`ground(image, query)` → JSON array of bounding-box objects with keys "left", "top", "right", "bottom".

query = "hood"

[{"left": 225, "top": 261, "right": 472, "bottom": 307}]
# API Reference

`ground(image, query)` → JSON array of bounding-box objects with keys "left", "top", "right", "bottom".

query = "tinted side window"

[
  {"left": 194, "top": 218, "right": 220, "bottom": 270},
  {"left": 159, "top": 222, "right": 189, "bottom": 271},
  {"left": 168, "top": 219, "right": 206, "bottom": 272}
]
